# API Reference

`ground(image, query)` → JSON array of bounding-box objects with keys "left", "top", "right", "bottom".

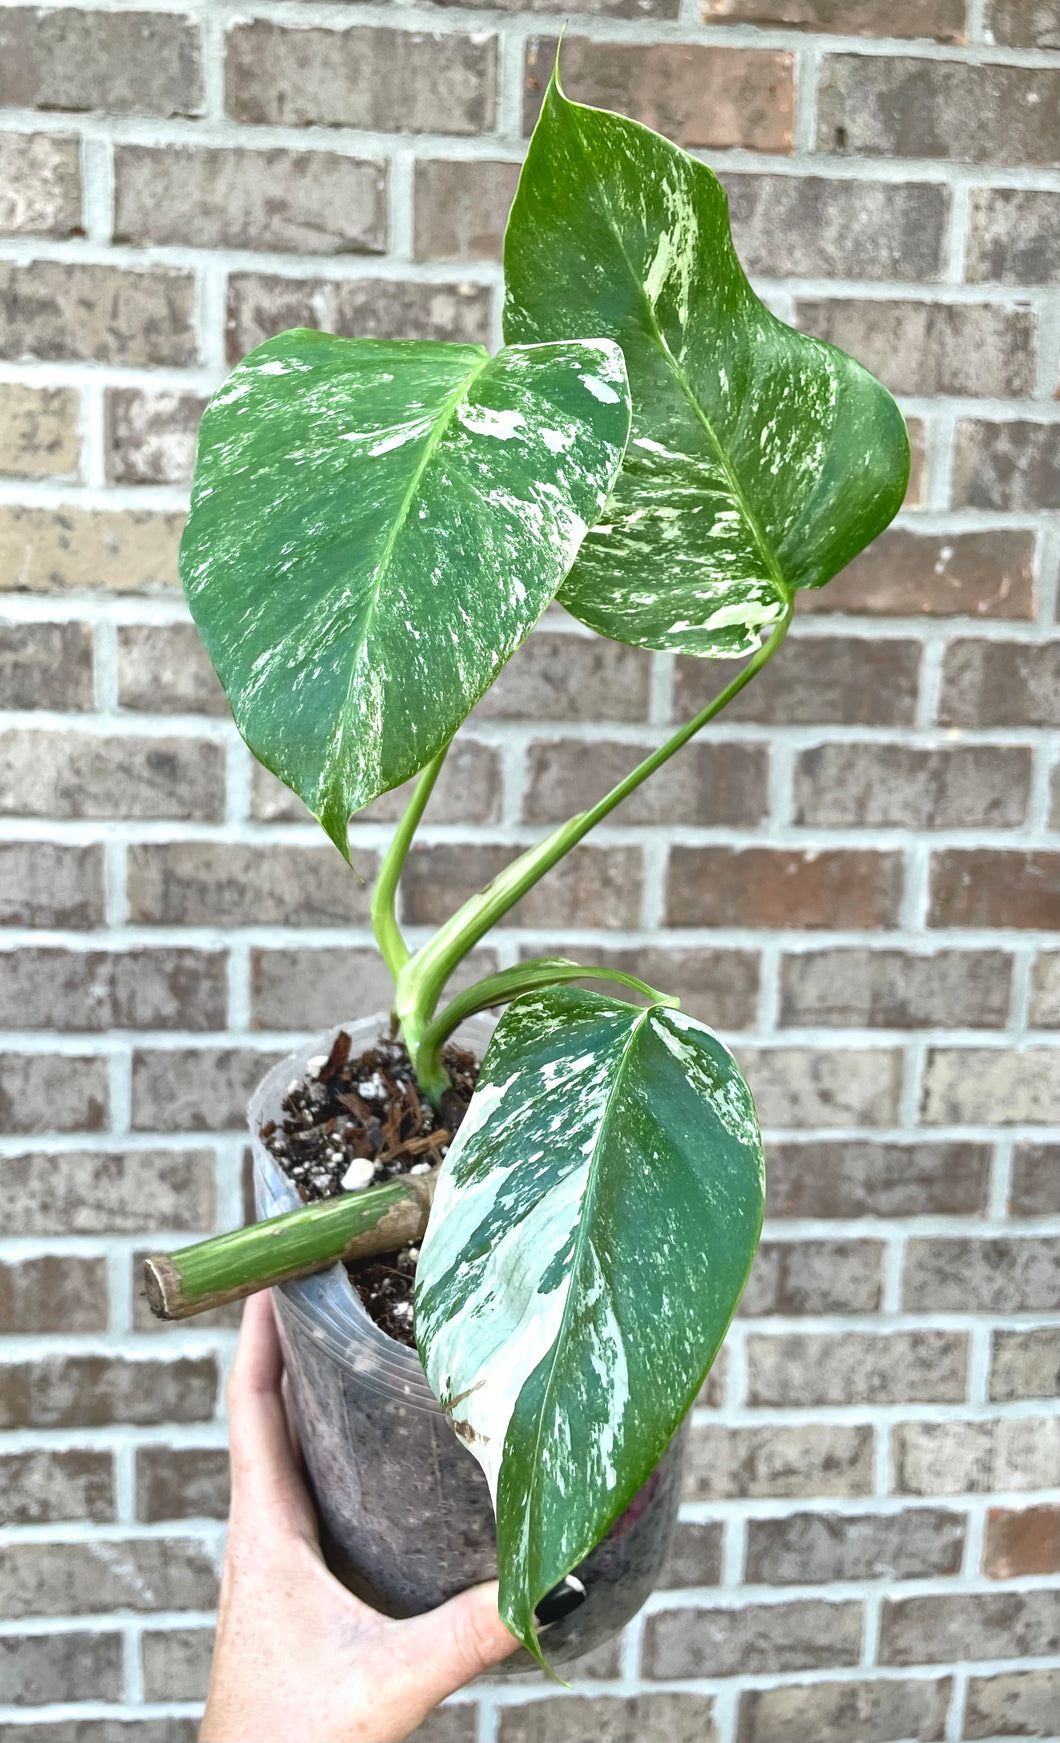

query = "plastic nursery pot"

[{"left": 249, "top": 1014, "right": 687, "bottom": 1672}]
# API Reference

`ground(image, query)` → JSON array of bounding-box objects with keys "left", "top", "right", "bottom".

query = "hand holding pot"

[{"left": 200, "top": 1293, "right": 519, "bottom": 1743}]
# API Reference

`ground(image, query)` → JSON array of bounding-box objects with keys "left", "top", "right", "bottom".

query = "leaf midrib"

[
  {"left": 324, "top": 349, "right": 491, "bottom": 803},
  {"left": 564, "top": 97, "right": 792, "bottom": 611}
]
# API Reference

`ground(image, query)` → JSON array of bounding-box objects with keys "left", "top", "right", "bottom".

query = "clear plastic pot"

[{"left": 250, "top": 1015, "right": 686, "bottom": 1671}]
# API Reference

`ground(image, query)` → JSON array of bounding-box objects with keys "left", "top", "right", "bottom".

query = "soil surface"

[{"left": 262, "top": 1028, "right": 478, "bottom": 1347}]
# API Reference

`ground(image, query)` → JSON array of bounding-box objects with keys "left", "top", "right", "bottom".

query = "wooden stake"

[{"left": 143, "top": 1167, "right": 438, "bottom": 1321}]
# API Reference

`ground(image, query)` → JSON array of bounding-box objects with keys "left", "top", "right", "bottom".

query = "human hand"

[{"left": 200, "top": 1291, "right": 519, "bottom": 1742}]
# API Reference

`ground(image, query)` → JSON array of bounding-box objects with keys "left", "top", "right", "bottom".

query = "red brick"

[
  {"left": 114, "top": 145, "right": 387, "bottom": 255},
  {"left": 794, "top": 300, "right": 1036, "bottom": 399},
  {"left": 938, "top": 639, "right": 1060, "bottom": 727},
  {"left": 928, "top": 850, "right": 1058, "bottom": 929},
  {"left": 226, "top": 22, "right": 496, "bottom": 135},
  {"left": 524, "top": 36, "right": 794, "bottom": 151},
  {"left": 984, "top": 1506, "right": 1060, "bottom": 1579},
  {"left": 226, "top": 271, "right": 491, "bottom": 363},
  {"left": 702, "top": 0, "right": 965, "bottom": 37},
  {"left": 0, "top": 1255, "right": 107, "bottom": 1333},
  {"left": 0, "top": 1354, "right": 218, "bottom": 1427},
  {"left": 673, "top": 637, "right": 921, "bottom": 727},
  {"left": 799, "top": 531, "right": 1036, "bottom": 622},
  {"left": 0, "top": 8, "right": 203, "bottom": 116},
  {"left": 523, "top": 738, "right": 768, "bottom": 825},
  {"left": 666, "top": 847, "right": 903, "bottom": 929},
  {"left": 403, "top": 842, "right": 643, "bottom": 929},
  {"left": 518, "top": 942, "right": 760, "bottom": 1030},
  {"left": 0, "top": 840, "right": 104, "bottom": 934},
  {"left": 817, "top": 55, "right": 1059, "bottom": 167},
  {"left": 413, "top": 159, "right": 521, "bottom": 262},
  {"left": 767, "top": 1140, "right": 991, "bottom": 1218},
  {"left": 0, "top": 132, "right": 81, "bottom": 237}
]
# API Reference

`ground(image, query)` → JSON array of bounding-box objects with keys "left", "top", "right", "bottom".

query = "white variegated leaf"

[
  {"left": 414, "top": 987, "right": 764, "bottom": 1662},
  {"left": 180, "top": 331, "right": 631, "bottom": 854},
  {"left": 503, "top": 76, "right": 909, "bottom": 657}
]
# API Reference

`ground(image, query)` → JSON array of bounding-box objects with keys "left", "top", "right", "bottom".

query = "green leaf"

[
  {"left": 414, "top": 987, "right": 764, "bottom": 1663},
  {"left": 503, "top": 75, "right": 909, "bottom": 658},
  {"left": 180, "top": 330, "right": 631, "bottom": 854}
]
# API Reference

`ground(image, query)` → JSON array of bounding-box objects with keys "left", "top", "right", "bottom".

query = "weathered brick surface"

[
  {"left": 893, "top": 1417, "right": 1060, "bottom": 1495},
  {"left": 779, "top": 949, "right": 1012, "bottom": 1029},
  {"left": 114, "top": 146, "right": 388, "bottom": 255},
  {"left": 736, "top": 1677, "right": 952, "bottom": 1743},
  {"left": 794, "top": 744, "right": 1032, "bottom": 829},
  {"left": 4, "top": 1148, "right": 214, "bottom": 1234},
  {"left": 964, "top": 1669, "right": 1060, "bottom": 1740},
  {"left": 746, "top": 1330, "right": 968, "bottom": 1407},
  {"left": 794, "top": 300, "right": 1037, "bottom": 399},
  {"left": 0, "top": 9, "right": 203, "bottom": 116},
  {"left": 0, "top": 1253, "right": 108, "bottom": 1333},
  {"left": 136, "top": 1447, "right": 230, "bottom": 1523},
  {"left": 106, "top": 391, "right": 206, "bottom": 488},
  {"left": 0, "top": 947, "right": 227, "bottom": 1031},
  {"left": 0, "top": 261, "right": 197, "bottom": 366},
  {"left": 667, "top": 847, "right": 903, "bottom": 929},
  {"left": 0, "top": 1448, "right": 114, "bottom": 1524},
  {"left": 966, "top": 189, "right": 1060, "bottom": 285},
  {"left": 0, "top": 1538, "right": 217, "bottom": 1617},
  {"left": 226, "top": 271, "right": 492, "bottom": 362},
  {"left": 673, "top": 637, "right": 921, "bottom": 726},
  {"left": 817, "top": 56, "right": 1060, "bottom": 166},
  {"left": 0, "top": 730, "right": 224, "bottom": 820},
  {"left": 928, "top": 850, "right": 1059, "bottom": 930},
  {"left": 938, "top": 638, "right": 1060, "bottom": 726},
  {"left": 227, "top": 23, "right": 497, "bottom": 134},
  {"left": 2, "top": 10, "right": 1057, "bottom": 1731},
  {"left": 524, "top": 36, "right": 794, "bottom": 149},
  {"left": 0, "top": 620, "right": 93, "bottom": 708},
  {"left": 745, "top": 1509, "right": 964, "bottom": 1586},
  {"left": 0, "top": 132, "right": 81, "bottom": 237},
  {"left": 702, "top": 0, "right": 965, "bottom": 37},
  {"left": 524, "top": 739, "right": 768, "bottom": 825}
]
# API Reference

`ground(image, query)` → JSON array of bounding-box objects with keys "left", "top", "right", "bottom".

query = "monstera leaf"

[
  {"left": 415, "top": 988, "right": 764, "bottom": 1662},
  {"left": 180, "top": 330, "right": 631, "bottom": 853},
  {"left": 503, "top": 75, "right": 909, "bottom": 658}
]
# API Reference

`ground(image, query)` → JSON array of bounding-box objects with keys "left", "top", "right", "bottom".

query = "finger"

[
  {"left": 226, "top": 1292, "right": 318, "bottom": 1543},
  {"left": 391, "top": 1580, "right": 519, "bottom": 1712}
]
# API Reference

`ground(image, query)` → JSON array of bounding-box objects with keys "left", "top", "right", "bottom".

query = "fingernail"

[{"left": 534, "top": 1574, "right": 586, "bottom": 1631}]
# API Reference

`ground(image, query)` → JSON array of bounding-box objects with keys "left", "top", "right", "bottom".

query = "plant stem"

[
  {"left": 143, "top": 1166, "right": 439, "bottom": 1320},
  {"left": 370, "top": 743, "right": 450, "bottom": 982},
  {"left": 413, "top": 957, "right": 678, "bottom": 1100},
  {"left": 396, "top": 605, "right": 794, "bottom": 1052}
]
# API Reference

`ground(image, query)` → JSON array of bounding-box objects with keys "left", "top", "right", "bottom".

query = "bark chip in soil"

[{"left": 261, "top": 1029, "right": 478, "bottom": 1348}]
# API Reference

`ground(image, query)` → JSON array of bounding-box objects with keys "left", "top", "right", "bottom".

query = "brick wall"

[{"left": 0, "top": 1, "right": 1058, "bottom": 1739}]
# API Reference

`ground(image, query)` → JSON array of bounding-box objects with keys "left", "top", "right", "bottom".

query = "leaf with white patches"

[
  {"left": 179, "top": 330, "right": 630, "bottom": 854},
  {"left": 414, "top": 987, "right": 764, "bottom": 1663},
  {"left": 503, "top": 76, "right": 909, "bottom": 658}
]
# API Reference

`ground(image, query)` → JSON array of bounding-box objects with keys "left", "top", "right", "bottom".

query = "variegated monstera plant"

[{"left": 180, "top": 70, "right": 909, "bottom": 1666}]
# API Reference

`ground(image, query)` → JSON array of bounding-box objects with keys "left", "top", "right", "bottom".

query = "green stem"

[
  {"left": 370, "top": 743, "right": 450, "bottom": 982},
  {"left": 413, "top": 956, "right": 678, "bottom": 1099},
  {"left": 396, "top": 605, "right": 794, "bottom": 1051}
]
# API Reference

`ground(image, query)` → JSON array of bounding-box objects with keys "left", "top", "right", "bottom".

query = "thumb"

[{"left": 394, "top": 1580, "right": 519, "bottom": 1709}]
